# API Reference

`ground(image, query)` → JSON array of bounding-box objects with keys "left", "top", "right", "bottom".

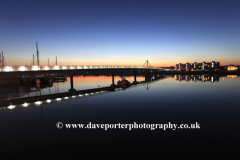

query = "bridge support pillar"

[
  {"left": 111, "top": 72, "right": 116, "bottom": 87},
  {"left": 145, "top": 75, "right": 152, "bottom": 82},
  {"left": 154, "top": 70, "right": 159, "bottom": 79},
  {"left": 68, "top": 75, "right": 76, "bottom": 92},
  {"left": 133, "top": 71, "right": 137, "bottom": 83}
]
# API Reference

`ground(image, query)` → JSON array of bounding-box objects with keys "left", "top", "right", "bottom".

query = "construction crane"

[
  {"left": 33, "top": 54, "right": 35, "bottom": 65},
  {"left": 1, "top": 51, "right": 4, "bottom": 67},
  {"left": 0, "top": 52, "right": 1, "bottom": 66},
  {"left": 35, "top": 42, "right": 39, "bottom": 67}
]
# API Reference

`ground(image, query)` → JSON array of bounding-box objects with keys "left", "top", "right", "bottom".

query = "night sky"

[{"left": 0, "top": 0, "right": 239, "bottom": 66}]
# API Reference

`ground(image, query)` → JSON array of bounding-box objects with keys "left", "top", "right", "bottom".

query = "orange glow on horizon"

[{"left": 6, "top": 59, "right": 240, "bottom": 68}]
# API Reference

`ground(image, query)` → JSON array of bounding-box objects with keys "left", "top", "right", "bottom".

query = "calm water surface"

[{"left": 0, "top": 75, "right": 239, "bottom": 155}]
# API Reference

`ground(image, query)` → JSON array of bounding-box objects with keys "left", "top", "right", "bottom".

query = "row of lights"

[
  {"left": 1, "top": 65, "right": 158, "bottom": 72},
  {"left": 4, "top": 81, "right": 153, "bottom": 110},
  {"left": 5, "top": 91, "right": 110, "bottom": 110}
]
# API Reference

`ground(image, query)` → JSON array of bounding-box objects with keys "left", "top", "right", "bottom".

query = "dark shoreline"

[{"left": 0, "top": 70, "right": 239, "bottom": 87}]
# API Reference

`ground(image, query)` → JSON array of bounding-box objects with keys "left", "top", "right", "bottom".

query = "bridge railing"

[{"left": 0, "top": 65, "right": 163, "bottom": 72}]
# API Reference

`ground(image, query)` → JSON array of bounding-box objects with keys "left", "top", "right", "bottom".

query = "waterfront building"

[
  {"left": 227, "top": 65, "right": 238, "bottom": 71},
  {"left": 175, "top": 61, "right": 220, "bottom": 71}
]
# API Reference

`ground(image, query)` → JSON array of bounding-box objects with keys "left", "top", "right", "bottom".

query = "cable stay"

[
  {"left": 143, "top": 83, "right": 151, "bottom": 91},
  {"left": 143, "top": 60, "right": 152, "bottom": 67}
]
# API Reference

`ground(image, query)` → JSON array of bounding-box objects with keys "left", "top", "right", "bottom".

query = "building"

[
  {"left": 227, "top": 65, "right": 238, "bottom": 71},
  {"left": 175, "top": 61, "right": 220, "bottom": 71}
]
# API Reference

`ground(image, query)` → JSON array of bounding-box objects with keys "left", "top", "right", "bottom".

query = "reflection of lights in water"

[
  {"left": 85, "top": 93, "right": 89, "bottom": 96},
  {"left": 56, "top": 98, "right": 61, "bottom": 101},
  {"left": 64, "top": 97, "right": 68, "bottom": 99},
  {"left": 72, "top": 96, "right": 76, "bottom": 98},
  {"left": 46, "top": 99, "right": 51, "bottom": 103},
  {"left": 35, "top": 101, "right": 42, "bottom": 105},
  {"left": 95, "top": 92, "right": 99, "bottom": 94},
  {"left": 19, "top": 66, "right": 26, "bottom": 71},
  {"left": 22, "top": 103, "right": 29, "bottom": 107},
  {"left": 91, "top": 93, "right": 94, "bottom": 95},
  {"left": 227, "top": 75, "right": 237, "bottom": 79},
  {"left": 8, "top": 105, "right": 15, "bottom": 109},
  {"left": 79, "top": 94, "right": 83, "bottom": 97}
]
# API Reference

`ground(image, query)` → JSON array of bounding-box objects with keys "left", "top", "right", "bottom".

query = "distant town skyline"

[{"left": 0, "top": 0, "right": 240, "bottom": 67}]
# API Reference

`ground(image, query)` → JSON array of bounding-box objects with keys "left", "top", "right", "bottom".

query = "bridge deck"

[{"left": 0, "top": 65, "right": 164, "bottom": 73}]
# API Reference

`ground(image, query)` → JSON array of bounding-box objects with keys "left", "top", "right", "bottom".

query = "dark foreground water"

[{"left": 0, "top": 75, "right": 240, "bottom": 157}]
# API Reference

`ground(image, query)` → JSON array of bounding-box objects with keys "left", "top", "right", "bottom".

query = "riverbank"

[{"left": 0, "top": 76, "right": 20, "bottom": 86}]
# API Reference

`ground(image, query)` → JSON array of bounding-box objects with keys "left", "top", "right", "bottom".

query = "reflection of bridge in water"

[{"left": 0, "top": 75, "right": 168, "bottom": 111}]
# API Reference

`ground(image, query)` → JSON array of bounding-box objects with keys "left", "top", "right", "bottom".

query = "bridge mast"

[{"left": 143, "top": 60, "right": 152, "bottom": 67}]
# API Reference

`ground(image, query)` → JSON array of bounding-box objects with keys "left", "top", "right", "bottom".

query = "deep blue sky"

[{"left": 0, "top": 0, "right": 239, "bottom": 66}]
